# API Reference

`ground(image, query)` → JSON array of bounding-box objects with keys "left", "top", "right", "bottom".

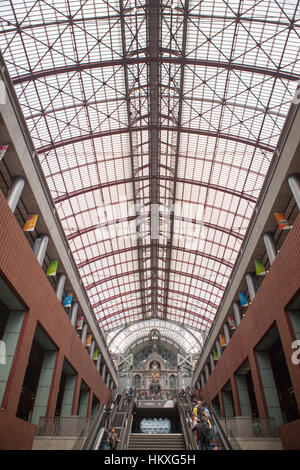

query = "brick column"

[{"left": 219, "top": 390, "right": 225, "bottom": 417}]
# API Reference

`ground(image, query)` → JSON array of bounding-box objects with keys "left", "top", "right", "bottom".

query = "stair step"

[{"left": 128, "top": 433, "right": 186, "bottom": 450}]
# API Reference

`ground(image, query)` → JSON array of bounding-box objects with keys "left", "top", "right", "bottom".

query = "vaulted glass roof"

[{"left": 0, "top": 0, "right": 299, "bottom": 354}]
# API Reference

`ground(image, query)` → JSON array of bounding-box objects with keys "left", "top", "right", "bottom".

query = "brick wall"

[
  {"left": 0, "top": 191, "right": 112, "bottom": 449},
  {"left": 199, "top": 212, "right": 300, "bottom": 449}
]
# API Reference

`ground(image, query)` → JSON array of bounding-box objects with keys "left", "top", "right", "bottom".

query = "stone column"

[
  {"left": 55, "top": 273, "right": 66, "bottom": 302},
  {"left": 81, "top": 323, "right": 88, "bottom": 345},
  {"left": 288, "top": 173, "right": 300, "bottom": 210},
  {"left": 246, "top": 272, "right": 258, "bottom": 301},
  {"left": 70, "top": 302, "right": 79, "bottom": 328},
  {"left": 6, "top": 176, "right": 26, "bottom": 213},
  {"left": 233, "top": 301, "right": 242, "bottom": 327},
  {"left": 263, "top": 232, "right": 277, "bottom": 265},
  {"left": 33, "top": 234, "right": 49, "bottom": 266}
]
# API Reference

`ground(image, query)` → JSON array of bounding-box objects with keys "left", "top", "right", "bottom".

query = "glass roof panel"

[{"left": 0, "top": 0, "right": 299, "bottom": 355}]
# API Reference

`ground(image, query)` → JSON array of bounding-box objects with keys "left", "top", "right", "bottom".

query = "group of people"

[{"left": 183, "top": 388, "right": 219, "bottom": 451}]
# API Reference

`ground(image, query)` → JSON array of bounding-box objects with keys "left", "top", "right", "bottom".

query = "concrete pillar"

[
  {"left": 96, "top": 353, "right": 102, "bottom": 372},
  {"left": 236, "top": 375, "right": 252, "bottom": 416},
  {"left": 231, "top": 374, "right": 241, "bottom": 417},
  {"left": 106, "top": 373, "right": 110, "bottom": 388},
  {"left": 263, "top": 232, "right": 277, "bottom": 265},
  {"left": 216, "top": 340, "right": 221, "bottom": 359},
  {"left": 90, "top": 340, "right": 95, "bottom": 359},
  {"left": 33, "top": 234, "right": 49, "bottom": 266},
  {"left": 0, "top": 311, "right": 25, "bottom": 406},
  {"left": 78, "top": 388, "right": 90, "bottom": 418},
  {"left": 70, "top": 302, "right": 79, "bottom": 327},
  {"left": 233, "top": 301, "right": 242, "bottom": 327},
  {"left": 222, "top": 390, "right": 235, "bottom": 417},
  {"left": 210, "top": 352, "right": 215, "bottom": 372},
  {"left": 6, "top": 176, "right": 26, "bottom": 213},
  {"left": 288, "top": 173, "right": 300, "bottom": 210},
  {"left": 224, "top": 323, "right": 230, "bottom": 345},
  {"left": 31, "top": 350, "right": 57, "bottom": 425},
  {"left": 248, "top": 350, "right": 269, "bottom": 421},
  {"left": 200, "top": 374, "right": 205, "bottom": 389},
  {"left": 55, "top": 273, "right": 66, "bottom": 302},
  {"left": 246, "top": 272, "right": 258, "bottom": 301},
  {"left": 256, "top": 350, "right": 284, "bottom": 428},
  {"left": 102, "top": 363, "right": 107, "bottom": 381},
  {"left": 81, "top": 323, "right": 88, "bottom": 345},
  {"left": 205, "top": 364, "right": 210, "bottom": 382}
]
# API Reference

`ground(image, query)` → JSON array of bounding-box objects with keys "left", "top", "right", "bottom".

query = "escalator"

[
  {"left": 72, "top": 390, "right": 129, "bottom": 450},
  {"left": 182, "top": 389, "right": 233, "bottom": 450}
]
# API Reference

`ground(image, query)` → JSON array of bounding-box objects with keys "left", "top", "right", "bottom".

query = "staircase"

[{"left": 128, "top": 433, "right": 186, "bottom": 450}]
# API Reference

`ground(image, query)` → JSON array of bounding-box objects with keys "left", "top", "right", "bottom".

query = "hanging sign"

[
  {"left": 254, "top": 259, "right": 266, "bottom": 276},
  {"left": 76, "top": 316, "right": 84, "bottom": 330},
  {"left": 23, "top": 214, "right": 38, "bottom": 232},
  {"left": 93, "top": 349, "right": 99, "bottom": 360},
  {"left": 227, "top": 316, "right": 236, "bottom": 330},
  {"left": 274, "top": 212, "right": 290, "bottom": 230},
  {"left": 46, "top": 260, "right": 58, "bottom": 276},
  {"left": 238, "top": 292, "right": 249, "bottom": 307},
  {"left": 63, "top": 292, "right": 73, "bottom": 308},
  {"left": 0, "top": 145, "right": 8, "bottom": 161},
  {"left": 85, "top": 334, "right": 92, "bottom": 347},
  {"left": 212, "top": 349, "right": 218, "bottom": 361}
]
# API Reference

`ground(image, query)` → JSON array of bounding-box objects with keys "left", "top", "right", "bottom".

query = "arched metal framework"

[{"left": 1, "top": 0, "right": 299, "bottom": 353}]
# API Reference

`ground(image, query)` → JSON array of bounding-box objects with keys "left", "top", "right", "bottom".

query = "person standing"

[
  {"left": 192, "top": 419, "right": 205, "bottom": 450},
  {"left": 107, "top": 428, "right": 120, "bottom": 450}
]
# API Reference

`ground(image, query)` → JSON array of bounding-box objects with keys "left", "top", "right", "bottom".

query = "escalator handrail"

[
  {"left": 81, "top": 389, "right": 118, "bottom": 450},
  {"left": 175, "top": 391, "right": 198, "bottom": 451},
  {"left": 119, "top": 392, "right": 136, "bottom": 450},
  {"left": 207, "top": 403, "right": 233, "bottom": 451},
  {"left": 94, "top": 427, "right": 108, "bottom": 450}
]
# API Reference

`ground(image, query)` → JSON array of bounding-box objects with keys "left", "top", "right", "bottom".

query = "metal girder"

[
  {"left": 36, "top": 125, "right": 275, "bottom": 154},
  {"left": 66, "top": 216, "right": 243, "bottom": 241},
  {"left": 119, "top": 0, "right": 147, "bottom": 320},
  {"left": 53, "top": 175, "right": 257, "bottom": 203},
  {"left": 92, "top": 285, "right": 220, "bottom": 311},
  {"left": 162, "top": 0, "right": 189, "bottom": 320},
  {"left": 99, "top": 302, "right": 214, "bottom": 323},
  {"left": 77, "top": 243, "right": 234, "bottom": 269},
  {"left": 12, "top": 58, "right": 300, "bottom": 85},
  {"left": 148, "top": 0, "right": 160, "bottom": 318},
  {"left": 85, "top": 265, "right": 225, "bottom": 292}
]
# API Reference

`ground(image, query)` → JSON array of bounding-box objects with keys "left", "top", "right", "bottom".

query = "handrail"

[
  {"left": 208, "top": 403, "right": 233, "bottom": 450},
  {"left": 119, "top": 393, "right": 136, "bottom": 450},
  {"left": 75, "top": 390, "right": 118, "bottom": 450},
  {"left": 79, "top": 406, "right": 106, "bottom": 450},
  {"left": 183, "top": 390, "right": 233, "bottom": 450},
  {"left": 175, "top": 391, "right": 198, "bottom": 450},
  {"left": 94, "top": 427, "right": 108, "bottom": 450}
]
